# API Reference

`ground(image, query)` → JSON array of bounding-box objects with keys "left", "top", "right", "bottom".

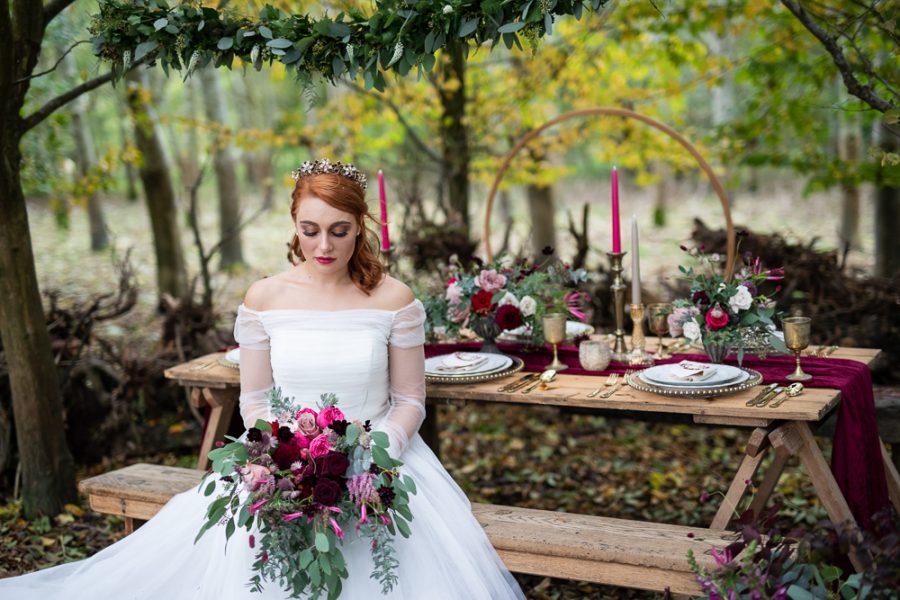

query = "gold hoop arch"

[{"left": 482, "top": 107, "right": 736, "bottom": 280}]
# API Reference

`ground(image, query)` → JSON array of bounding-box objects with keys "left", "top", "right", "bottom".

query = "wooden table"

[
  {"left": 165, "top": 355, "right": 239, "bottom": 470},
  {"left": 426, "top": 345, "right": 900, "bottom": 570},
  {"left": 165, "top": 346, "right": 900, "bottom": 569}
]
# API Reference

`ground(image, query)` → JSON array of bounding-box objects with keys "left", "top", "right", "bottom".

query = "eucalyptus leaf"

[
  {"left": 498, "top": 21, "right": 525, "bottom": 33},
  {"left": 458, "top": 17, "right": 478, "bottom": 38},
  {"left": 134, "top": 41, "right": 158, "bottom": 61},
  {"left": 266, "top": 38, "right": 294, "bottom": 49},
  {"left": 370, "top": 431, "right": 389, "bottom": 448},
  {"left": 315, "top": 532, "right": 330, "bottom": 552},
  {"left": 258, "top": 25, "right": 273, "bottom": 39},
  {"left": 153, "top": 18, "right": 168, "bottom": 31},
  {"left": 217, "top": 37, "right": 233, "bottom": 50}
]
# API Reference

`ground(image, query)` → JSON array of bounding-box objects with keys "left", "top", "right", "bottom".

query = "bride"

[{"left": 0, "top": 159, "right": 526, "bottom": 599}]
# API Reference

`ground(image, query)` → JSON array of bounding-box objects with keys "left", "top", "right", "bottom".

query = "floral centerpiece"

[
  {"left": 197, "top": 389, "right": 415, "bottom": 600},
  {"left": 668, "top": 244, "right": 787, "bottom": 363},
  {"left": 421, "top": 252, "right": 589, "bottom": 351}
]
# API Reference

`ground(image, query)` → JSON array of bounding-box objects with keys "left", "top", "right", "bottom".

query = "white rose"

[
  {"left": 498, "top": 291, "right": 519, "bottom": 308},
  {"left": 442, "top": 4, "right": 453, "bottom": 14},
  {"left": 683, "top": 320, "right": 701, "bottom": 342},
  {"left": 519, "top": 296, "right": 537, "bottom": 317},
  {"left": 728, "top": 286, "right": 753, "bottom": 312}
]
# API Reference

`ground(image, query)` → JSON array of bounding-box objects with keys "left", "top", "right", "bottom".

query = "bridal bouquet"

[{"left": 196, "top": 389, "right": 416, "bottom": 600}]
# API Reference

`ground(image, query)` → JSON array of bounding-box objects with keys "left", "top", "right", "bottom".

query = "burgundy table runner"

[{"left": 426, "top": 341, "right": 889, "bottom": 530}]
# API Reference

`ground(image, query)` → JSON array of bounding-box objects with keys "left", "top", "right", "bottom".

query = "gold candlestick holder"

[
  {"left": 381, "top": 244, "right": 394, "bottom": 272},
  {"left": 628, "top": 303, "right": 654, "bottom": 366},
  {"left": 607, "top": 251, "right": 629, "bottom": 361}
]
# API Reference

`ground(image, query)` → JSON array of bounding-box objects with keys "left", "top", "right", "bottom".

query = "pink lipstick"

[{"left": 315, "top": 256, "right": 336, "bottom": 265}]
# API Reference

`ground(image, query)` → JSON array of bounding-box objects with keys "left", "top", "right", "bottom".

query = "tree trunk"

[
  {"left": 116, "top": 93, "right": 139, "bottom": 202},
  {"left": 0, "top": 0, "right": 79, "bottom": 518},
  {"left": 653, "top": 162, "right": 670, "bottom": 227},
  {"left": 526, "top": 183, "right": 557, "bottom": 261},
  {"left": 125, "top": 68, "right": 189, "bottom": 299},
  {"left": 63, "top": 53, "right": 109, "bottom": 251},
  {"left": 437, "top": 41, "right": 470, "bottom": 237},
  {"left": 874, "top": 122, "right": 900, "bottom": 277},
  {"left": 0, "top": 134, "right": 78, "bottom": 517},
  {"left": 199, "top": 67, "right": 245, "bottom": 269},
  {"left": 837, "top": 83, "right": 861, "bottom": 251}
]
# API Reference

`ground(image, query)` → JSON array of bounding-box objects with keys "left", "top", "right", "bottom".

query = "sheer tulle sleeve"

[
  {"left": 377, "top": 300, "right": 427, "bottom": 457},
  {"left": 234, "top": 305, "right": 274, "bottom": 429}
]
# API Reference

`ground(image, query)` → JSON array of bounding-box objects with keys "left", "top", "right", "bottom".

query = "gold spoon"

[{"left": 521, "top": 369, "right": 557, "bottom": 394}]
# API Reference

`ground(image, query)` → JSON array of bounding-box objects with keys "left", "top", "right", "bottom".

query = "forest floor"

[{"left": 0, "top": 176, "right": 886, "bottom": 597}]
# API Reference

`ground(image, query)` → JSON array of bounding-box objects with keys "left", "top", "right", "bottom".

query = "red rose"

[
  {"left": 495, "top": 304, "right": 523, "bottom": 331},
  {"left": 471, "top": 290, "right": 494, "bottom": 315},
  {"left": 322, "top": 451, "right": 350, "bottom": 477},
  {"left": 313, "top": 478, "right": 342, "bottom": 506},
  {"left": 705, "top": 304, "right": 729, "bottom": 331}
]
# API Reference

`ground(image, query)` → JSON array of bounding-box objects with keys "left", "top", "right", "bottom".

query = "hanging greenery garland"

[{"left": 90, "top": 0, "right": 609, "bottom": 90}]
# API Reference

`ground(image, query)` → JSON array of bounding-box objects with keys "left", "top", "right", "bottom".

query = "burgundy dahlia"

[
  {"left": 691, "top": 290, "right": 710, "bottom": 308},
  {"left": 322, "top": 451, "right": 350, "bottom": 477},
  {"left": 313, "top": 478, "right": 342, "bottom": 505},
  {"left": 377, "top": 485, "right": 396, "bottom": 509},
  {"left": 273, "top": 440, "right": 305, "bottom": 470},
  {"left": 495, "top": 304, "right": 523, "bottom": 331},
  {"left": 329, "top": 419, "right": 349, "bottom": 436}
]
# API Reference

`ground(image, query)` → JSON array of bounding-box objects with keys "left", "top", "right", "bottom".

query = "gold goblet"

[
  {"left": 543, "top": 313, "right": 569, "bottom": 371},
  {"left": 783, "top": 316, "right": 813, "bottom": 382},
  {"left": 647, "top": 303, "right": 673, "bottom": 359}
]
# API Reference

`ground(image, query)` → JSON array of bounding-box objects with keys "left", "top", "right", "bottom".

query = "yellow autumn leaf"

[
  {"left": 41, "top": 536, "right": 56, "bottom": 546},
  {"left": 64, "top": 504, "right": 85, "bottom": 517}
]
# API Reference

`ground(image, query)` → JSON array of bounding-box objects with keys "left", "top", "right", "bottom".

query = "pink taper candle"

[
  {"left": 378, "top": 170, "right": 390, "bottom": 252},
  {"left": 611, "top": 167, "right": 621, "bottom": 253}
]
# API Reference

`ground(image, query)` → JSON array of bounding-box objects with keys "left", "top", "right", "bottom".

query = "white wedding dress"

[{"left": 0, "top": 300, "right": 525, "bottom": 599}]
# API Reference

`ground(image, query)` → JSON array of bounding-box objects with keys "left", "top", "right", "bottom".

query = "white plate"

[
  {"left": 425, "top": 353, "right": 513, "bottom": 376},
  {"left": 638, "top": 368, "right": 750, "bottom": 390},
  {"left": 498, "top": 321, "right": 594, "bottom": 341},
  {"left": 225, "top": 348, "right": 240, "bottom": 364},
  {"left": 641, "top": 363, "right": 746, "bottom": 387}
]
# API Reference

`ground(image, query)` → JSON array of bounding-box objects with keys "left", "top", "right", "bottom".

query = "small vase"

[
  {"left": 703, "top": 339, "right": 729, "bottom": 364},
  {"left": 471, "top": 316, "right": 503, "bottom": 354}
]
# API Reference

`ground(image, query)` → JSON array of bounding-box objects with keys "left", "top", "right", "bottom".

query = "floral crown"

[{"left": 290, "top": 159, "right": 368, "bottom": 192}]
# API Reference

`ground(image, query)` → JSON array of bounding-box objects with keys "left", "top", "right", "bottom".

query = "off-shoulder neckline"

[{"left": 239, "top": 298, "right": 422, "bottom": 315}]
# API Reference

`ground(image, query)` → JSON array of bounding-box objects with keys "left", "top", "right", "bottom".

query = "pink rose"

[
  {"left": 240, "top": 463, "right": 271, "bottom": 491},
  {"left": 474, "top": 269, "right": 507, "bottom": 293},
  {"left": 667, "top": 306, "right": 699, "bottom": 337},
  {"left": 317, "top": 406, "right": 346, "bottom": 430},
  {"left": 705, "top": 304, "right": 730, "bottom": 331},
  {"left": 295, "top": 408, "right": 320, "bottom": 437},
  {"left": 292, "top": 432, "right": 310, "bottom": 449},
  {"left": 309, "top": 434, "right": 331, "bottom": 458}
]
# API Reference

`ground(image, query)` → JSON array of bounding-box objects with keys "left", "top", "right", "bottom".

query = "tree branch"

[
  {"left": 20, "top": 70, "right": 116, "bottom": 132},
  {"left": 21, "top": 57, "right": 148, "bottom": 133},
  {"left": 780, "top": 0, "right": 896, "bottom": 113},
  {"left": 13, "top": 39, "right": 88, "bottom": 84},
  {"left": 43, "top": 0, "right": 76, "bottom": 25},
  {"left": 340, "top": 80, "right": 443, "bottom": 165}
]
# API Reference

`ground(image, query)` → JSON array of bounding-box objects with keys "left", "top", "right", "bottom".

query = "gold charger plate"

[
  {"left": 426, "top": 356, "right": 524, "bottom": 385},
  {"left": 626, "top": 368, "right": 763, "bottom": 399},
  {"left": 217, "top": 355, "right": 239, "bottom": 369}
]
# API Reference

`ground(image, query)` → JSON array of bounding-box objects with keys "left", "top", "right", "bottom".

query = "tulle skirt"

[{"left": 0, "top": 434, "right": 525, "bottom": 599}]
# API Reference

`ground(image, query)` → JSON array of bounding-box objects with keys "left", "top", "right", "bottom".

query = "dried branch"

[
  {"left": 780, "top": 0, "right": 896, "bottom": 113},
  {"left": 14, "top": 39, "right": 89, "bottom": 84}
]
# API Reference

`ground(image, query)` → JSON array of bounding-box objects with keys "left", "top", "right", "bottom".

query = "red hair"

[{"left": 287, "top": 173, "right": 385, "bottom": 294}]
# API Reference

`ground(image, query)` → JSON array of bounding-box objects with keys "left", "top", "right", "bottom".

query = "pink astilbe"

[{"left": 347, "top": 473, "right": 378, "bottom": 505}]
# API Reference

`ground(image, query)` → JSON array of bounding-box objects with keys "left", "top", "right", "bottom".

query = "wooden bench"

[{"left": 80, "top": 463, "right": 734, "bottom": 595}]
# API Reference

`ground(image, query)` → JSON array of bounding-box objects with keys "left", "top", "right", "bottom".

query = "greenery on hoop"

[{"left": 89, "top": 0, "right": 610, "bottom": 90}]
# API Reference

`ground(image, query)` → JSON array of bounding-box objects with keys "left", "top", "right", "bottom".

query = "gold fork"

[
  {"left": 600, "top": 370, "right": 632, "bottom": 399},
  {"left": 587, "top": 373, "right": 618, "bottom": 398}
]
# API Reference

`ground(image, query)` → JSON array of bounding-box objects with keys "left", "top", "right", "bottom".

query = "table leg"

[
  {"left": 787, "top": 422, "right": 864, "bottom": 572},
  {"left": 747, "top": 450, "right": 790, "bottom": 522},
  {"left": 882, "top": 441, "right": 900, "bottom": 515},
  {"left": 196, "top": 387, "right": 239, "bottom": 470},
  {"left": 711, "top": 451, "right": 766, "bottom": 529}
]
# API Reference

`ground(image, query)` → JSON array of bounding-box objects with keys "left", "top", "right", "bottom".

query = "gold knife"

[
  {"left": 746, "top": 383, "right": 778, "bottom": 406},
  {"left": 497, "top": 373, "right": 538, "bottom": 392}
]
